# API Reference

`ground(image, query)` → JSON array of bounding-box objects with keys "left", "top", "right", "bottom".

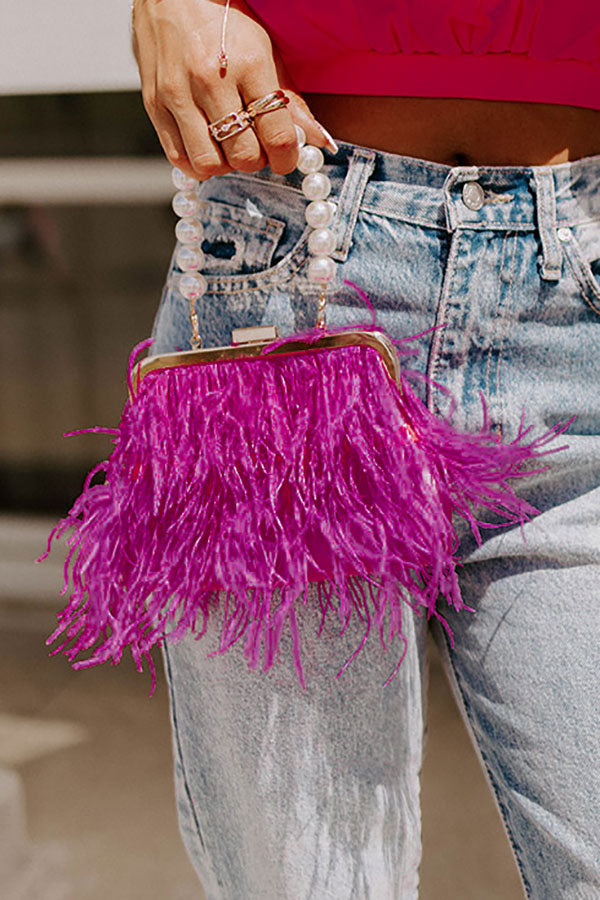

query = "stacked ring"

[
  {"left": 245, "top": 89, "right": 289, "bottom": 120},
  {"left": 207, "top": 109, "right": 252, "bottom": 142},
  {"left": 208, "top": 89, "right": 290, "bottom": 142}
]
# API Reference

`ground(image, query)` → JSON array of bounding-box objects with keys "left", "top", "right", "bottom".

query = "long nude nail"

[{"left": 318, "top": 125, "right": 339, "bottom": 154}]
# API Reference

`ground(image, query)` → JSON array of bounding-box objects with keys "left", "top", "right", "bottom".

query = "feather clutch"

[{"left": 39, "top": 292, "right": 566, "bottom": 694}]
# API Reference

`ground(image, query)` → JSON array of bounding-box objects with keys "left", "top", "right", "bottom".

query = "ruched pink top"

[{"left": 246, "top": 1, "right": 600, "bottom": 110}]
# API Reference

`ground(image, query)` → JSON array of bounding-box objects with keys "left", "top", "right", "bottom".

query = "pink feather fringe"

[{"left": 39, "top": 322, "right": 569, "bottom": 695}]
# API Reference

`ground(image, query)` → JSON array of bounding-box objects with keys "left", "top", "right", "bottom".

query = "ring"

[
  {"left": 208, "top": 108, "right": 252, "bottom": 142},
  {"left": 245, "top": 89, "right": 289, "bottom": 120},
  {"left": 207, "top": 90, "right": 290, "bottom": 143}
]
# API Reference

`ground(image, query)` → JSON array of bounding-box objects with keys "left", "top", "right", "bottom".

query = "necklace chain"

[{"left": 219, "top": 0, "right": 232, "bottom": 72}]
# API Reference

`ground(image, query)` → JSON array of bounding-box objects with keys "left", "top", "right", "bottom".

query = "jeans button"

[{"left": 462, "top": 181, "right": 485, "bottom": 211}]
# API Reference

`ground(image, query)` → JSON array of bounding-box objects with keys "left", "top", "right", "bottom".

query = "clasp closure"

[{"left": 231, "top": 324, "right": 279, "bottom": 346}]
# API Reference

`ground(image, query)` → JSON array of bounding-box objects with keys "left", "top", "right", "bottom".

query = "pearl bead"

[
  {"left": 308, "top": 228, "right": 336, "bottom": 256},
  {"left": 171, "top": 168, "right": 198, "bottom": 191},
  {"left": 172, "top": 190, "right": 200, "bottom": 218},
  {"left": 176, "top": 245, "right": 205, "bottom": 271},
  {"left": 169, "top": 141, "right": 339, "bottom": 330},
  {"left": 178, "top": 273, "right": 208, "bottom": 300},
  {"left": 302, "top": 173, "right": 331, "bottom": 202},
  {"left": 175, "top": 217, "right": 204, "bottom": 244},
  {"left": 297, "top": 145, "right": 324, "bottom": 174},
  {"left": 307, "top": 256, "right": 336, "bottom": 283},
  {"left": 305, "top": 199, "right": 334, "bottom": 228}
]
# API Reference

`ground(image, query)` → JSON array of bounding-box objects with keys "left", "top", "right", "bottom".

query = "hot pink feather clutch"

[{"left": 39, "top": 282, "right": 567, "bottom": 695}]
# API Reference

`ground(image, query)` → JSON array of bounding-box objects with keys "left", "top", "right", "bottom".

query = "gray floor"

[{"left": 1, "top": 604, "right": 524, "bottom": 900}]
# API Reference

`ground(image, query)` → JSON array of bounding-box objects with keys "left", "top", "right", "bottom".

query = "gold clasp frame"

[{"left": 131, "top": 324, "right": 401, "bottom": 399}]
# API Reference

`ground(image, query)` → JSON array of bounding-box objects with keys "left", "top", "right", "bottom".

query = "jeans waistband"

[{"left": 240, "top": 138, "right": 600, "bottom": 283}]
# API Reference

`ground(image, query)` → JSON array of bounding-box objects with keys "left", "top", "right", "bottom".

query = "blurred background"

[{"left": 0, "top": 2, "right": 523, "bottom": 898}]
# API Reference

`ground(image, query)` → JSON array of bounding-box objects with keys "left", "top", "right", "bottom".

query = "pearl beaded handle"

[{"left": 171, "top": 125, "right": 338, "bottom": 349}]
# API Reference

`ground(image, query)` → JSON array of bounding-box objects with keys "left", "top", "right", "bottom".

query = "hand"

[{"left": 132, "top": 0, "right": 337, "bottom": 180}]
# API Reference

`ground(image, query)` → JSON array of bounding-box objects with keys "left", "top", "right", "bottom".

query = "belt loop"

[
  {"left": 443, "top": 165, "right": 480, "bottom": 231},
  {"left": 330, "top": 148, "right": 376, "bottom": 262},
  {"left": 532, "top": 168, "right": 562, "bottom": 281}
]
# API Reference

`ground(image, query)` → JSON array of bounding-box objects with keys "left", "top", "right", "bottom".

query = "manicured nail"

[{"left": 318, "top": 125, "right": 339, "bottom": 154}]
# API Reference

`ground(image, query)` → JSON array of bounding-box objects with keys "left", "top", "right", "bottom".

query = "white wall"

[{"left": 0, "top": 0, "right": 140, "bottom": 94}]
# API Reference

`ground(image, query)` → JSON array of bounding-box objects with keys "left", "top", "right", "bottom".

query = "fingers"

[
  {"left": 152, "top": 86, "right": 233, "bottom": 180},
  {"left": 236, "top": 61, "right": 300, "bottom": 175},
  {"left": 134, "top": 4, "right": 333, "bottom": 181},
  {"left": 147, "top": 103, "right": 208, "bottom": 178},
  {"left": 189, "top": 72, "right": 270, "bottom": 176},
  {"left": 142, "top": 57, "right": 234, "bottom": 180},
  {"left": 147, "top": 105, "right": 231, "bottom": 181},
  {"left": 243, "top": 97, "right": 299, "bottom": 176},
  {"left": 147, "top": 74, "right": 332, "bottom": 182}
]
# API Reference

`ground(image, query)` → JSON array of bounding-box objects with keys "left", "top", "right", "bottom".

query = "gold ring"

[
  {"left": 245, "top": 90, "right": 290, "bottom": 120},
  {"left": 207, "top": 108, "right": 252, "bottom": 142}
]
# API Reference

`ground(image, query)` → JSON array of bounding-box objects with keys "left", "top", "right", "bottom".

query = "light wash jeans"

[{"left": 152, "top": 141, "right": 600, "bottom": 899}]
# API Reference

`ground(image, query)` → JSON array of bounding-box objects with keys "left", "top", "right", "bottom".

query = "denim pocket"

[
  {"left": 187, "top": 197, "right": 286, "bottom": 277},
  {"left": 191, "top": 173, "right": 311, "bottom": 286},
  {"left": 559, "top": 221, "right": 600, "bottom": 316}
]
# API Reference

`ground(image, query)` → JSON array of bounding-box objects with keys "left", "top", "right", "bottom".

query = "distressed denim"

[{"left": 153, "top": 141, "right": 600, "bottom": 899}]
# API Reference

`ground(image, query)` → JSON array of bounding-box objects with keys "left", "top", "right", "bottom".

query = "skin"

[
  {"left": 132, "top": 0, "right": 600, "bottom": 179},
  {"left": 303, "top": 95, "right": 600, "bottom": 167}
]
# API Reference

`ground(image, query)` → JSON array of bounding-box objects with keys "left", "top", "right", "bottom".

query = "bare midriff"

[{"left": 302, "top": 95, "right": 600, "bottom": 166}]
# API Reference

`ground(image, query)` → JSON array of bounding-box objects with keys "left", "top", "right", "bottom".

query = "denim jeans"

[{"left": 152, "top": 141, "right": 600, "bottom": 899}]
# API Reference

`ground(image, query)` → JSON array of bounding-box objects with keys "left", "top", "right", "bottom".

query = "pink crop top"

[{"left": 246, "top": 1, "right": 600, "bottom": 111}]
